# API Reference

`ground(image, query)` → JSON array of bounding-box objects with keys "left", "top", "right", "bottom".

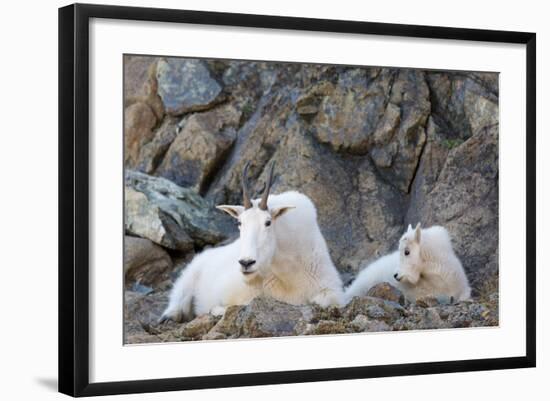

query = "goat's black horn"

[
  {"left": 242, "top": 162, "right": 252, "bottom": 209},
  {"left": 259, "top": 162, "right": 275, "bottom": 210}
]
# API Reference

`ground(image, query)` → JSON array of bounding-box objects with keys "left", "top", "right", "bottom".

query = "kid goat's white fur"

[
  {"left": 161, "top": 163, "right": 344, "bottom": 322},
  {"left": 345, "top": 224, "right": 471, "bottom": 303}
]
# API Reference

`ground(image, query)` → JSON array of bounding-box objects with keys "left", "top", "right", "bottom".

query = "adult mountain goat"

[
  {"left": 161, "top": 163, "right": 344, "bottom": 322},
  {"left": 345, "top": 224, "right": 471, "bottom": 303}
]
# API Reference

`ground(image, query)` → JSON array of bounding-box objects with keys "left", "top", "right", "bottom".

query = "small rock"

[
  {"left": 343, "top": 296, "right": 404, "bottom": 323},
  {"left": 297, "top": 104, "right": 319, "bottom": 115},
  {"left": 180, "top": 315, "right": 218, "bottom": 338},
  {"left": 350, "top": 314, "right": 369, "bottom": 331},
  {"left": 466, "top": 303, "right": 490, "bottom": 321},
  {"left": 487, "top": 292, "right": 499, "bottom": 304},
  {"left": 436, "top": 295, "right": 454, "bottom": 305},
  {"left": 349, "top": 315, "right": 391, "bottom": 332},
  {"left": 415, "top": 296, "right": 440, "bottom": 308},
  {"left": 125, "top": 333, "right": 161, "bottom": 344},
  {"left": 210, "top": 305, "right": 245, "bottom": 336},
  {"left": 367, "top": 282, "right": 405, "bottom": 305},
  {"left": 294, "top": 320, "right": 314, "bottom": 335},
  {"left": 130, "top": 282, "right": 154, "bottom": 295},
  {"left": 202, "top": 331, "right": 227, "bottom": 341},
  {"left": 157, "top": 332, "right": 193, "bottom": 342},
  {"left": 366, "top": 305, "right": 388, "bottom": 320},
  {"left": 366, "top": 320, "right": 391, "bottom": 332},
  {"left": 235, "top": 297, "right": 314, "bottom": 338},
  {"left": 308, "top": 320, "right": 347, "bottom": 335}
]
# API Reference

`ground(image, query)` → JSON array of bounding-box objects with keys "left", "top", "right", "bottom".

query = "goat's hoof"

[{"left": 158, "top": 315, "right": 172, "bottom": 324}]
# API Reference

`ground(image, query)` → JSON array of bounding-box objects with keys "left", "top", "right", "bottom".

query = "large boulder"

[
  {"left": 124, "top": 236, "right": 173, "bottom": 288},
  {"left": 155, "top": 104, "right": 241, "bottom": 192},
  {"left": 211, "top": 297, "right": 314, "bottom": 338},
  {"left": 123, "top": 55, "right": 164, "bottom": 120},
  {"left": 125, "top": 186, "right": 194, "bottom": 251},
  {"left": 135, "top": 117, "right": 180, "bottom": 174},
  {"left": 156, "top": 58, "right": 223, "bottom": 115},
  {"left": 125, "top": 170, "right": 237, "bottom": 250},
  {"left": 124, "top": 56, "right": 166, "bottom": 167},
  {"left": 366, "top": 282, "right": 406, "bottom": 305},
  {"left": 311, "top": 68, "right": 389, "bottom": 154},
  {"left": 124, "top": 102, "right": 159, "bottom": 167}
]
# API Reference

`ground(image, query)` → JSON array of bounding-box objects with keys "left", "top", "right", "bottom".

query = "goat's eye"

[
  {"left": 404, "top": 249, "right": 410, "bottom": 256},
  {"left": 265, "top": 220, "right": 271, "bottom": 227}
]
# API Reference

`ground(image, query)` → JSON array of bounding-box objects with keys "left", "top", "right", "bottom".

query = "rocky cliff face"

[{"left": 123, "top": 55, "right": 499, "bottom": 342}]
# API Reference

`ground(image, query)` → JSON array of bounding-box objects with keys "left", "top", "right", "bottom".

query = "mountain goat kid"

[
  {"left": 345, "top": 224, "right": 471, "bottom": 303},
  {"left": 161, "top": 162, "right": 344, "bottom": 322}
]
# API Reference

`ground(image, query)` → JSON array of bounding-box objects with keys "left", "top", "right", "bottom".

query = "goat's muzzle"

[{"left": 239, "top": 259, "right": 256, "bottom": 274}]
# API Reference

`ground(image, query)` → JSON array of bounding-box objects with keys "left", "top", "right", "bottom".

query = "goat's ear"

[
  {"left": 407, "top": 223, "right": 413, "bottom": 232},
  {"left": 271, "top": 206, "right": 295, "bottom": 220},
  {"left": 216, "top": 205, "right": 245, "bottom": 219},
  {"left": 414, "top": 223, "right": 422, "bottom": 243}
]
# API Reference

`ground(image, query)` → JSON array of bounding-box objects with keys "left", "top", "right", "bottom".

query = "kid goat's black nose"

[{"left": 239, "top": 259, "right": 256, "bottom": 268}]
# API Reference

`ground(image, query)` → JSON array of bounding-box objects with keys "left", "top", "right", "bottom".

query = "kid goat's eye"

[
  {"left": 265, "top": 220, "right": 271, "bottom": 227},
  {"left": 404, "top": 249, "right": 410, "bottom": 256}
]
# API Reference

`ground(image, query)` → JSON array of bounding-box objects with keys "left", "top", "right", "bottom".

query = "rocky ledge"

[{"left": 125, "top": 283, "right": 498, "bottom": 343}]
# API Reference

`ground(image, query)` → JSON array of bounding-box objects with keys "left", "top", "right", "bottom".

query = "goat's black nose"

[
  {"left": 393, "top": 273, "right": 400, "bottom": 281},
  {"left": 239, "top": 259, "right": 256, "bottom": 268}
]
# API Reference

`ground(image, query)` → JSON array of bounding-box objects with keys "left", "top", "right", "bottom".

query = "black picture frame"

[{"left": 58, "top": 3, "right": 536, "bottom": 397}]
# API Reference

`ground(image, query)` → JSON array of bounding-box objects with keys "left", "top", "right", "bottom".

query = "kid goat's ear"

[
  {"left": 414, "top": 223, "right": 422, "bottom": 243},
  {"left": 407, "top": 223, "right": 413, "bottom": 232},
  {"left": 270, "top": 206, "right": 296, "bottom": 220},
  {"left": 216, "top": 205, "right": 245, "bottom": 219}
]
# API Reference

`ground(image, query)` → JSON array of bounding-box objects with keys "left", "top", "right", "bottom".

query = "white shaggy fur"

[
  {"left": 161, "top": 191, "right": 344, "bottom": 322},
  {"left": 345, "top": 224, "right": 471, "bottom": 303}
]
